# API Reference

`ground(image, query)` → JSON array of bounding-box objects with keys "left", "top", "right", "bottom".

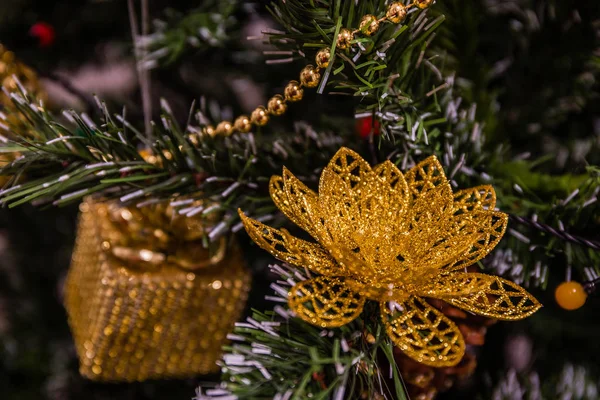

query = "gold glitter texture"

[
  {"left": 66, "top": 198, "right": 251, "bottom": 381},
  {"left": 0, "top": 44, "right": 45, "bottom": 106},
  {"left": 0, "top": 44, "right": 46, "bottom": 175},
  {"left": 288, "top": 276, "right": 365, "bottom": 327},
  {"left": 239, "top": 147, "right": 540, "bottom": 367}
]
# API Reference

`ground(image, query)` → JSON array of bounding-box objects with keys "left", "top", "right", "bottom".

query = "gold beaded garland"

[
  {"left": 337, "top": 28, "right": 354, "bottom": 50},
  {"left": 188, "top": 133, "right": 200, "bottom": 146},
  {"left": 387, "top": 2, "right": 408, "bottom": 24},
  {"left": 203, "top": 125, "right": 215, "bottom": 137},
  {"left": 315, "top": 48, "right": 331, "bottom": 69},
  {"left": 250, "top": 106, "right": 269, "bottom": 126},
  {"left": 234, "top": 115, "right": 252, "bottom": 133},
  {"left": 215, "top": 121, "right": 233, "bottom": 136},
  {"left": 205, "top": 0, "right": 431, "bottom": 138},
  {"left": 267, "top": 95, "right": 287, "bottom": 116},
  {"left": 416, "top": 0, "right": 434, "bottom": 9},
  {"left": 300, "top": 65, "right": 321, "bottom": 88},
  {"left": 359, "top": 15, "right": 380, "bottom": 36},
  {"left": 284, "top": 80, "right": 304, "bottom": 102}
]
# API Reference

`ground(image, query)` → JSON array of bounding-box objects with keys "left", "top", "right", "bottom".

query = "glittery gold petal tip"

[
  {"left": 403, "top": 183, "right": 454, "bottom": 259},
  {"left": 318, "top": 168, "right": 361, "bottom": 236},
  {"left": 447, "top": 273, "right": 542, "bottom": 320},
  {"left": 380, "top": 296, "right": 465, "bottom": 367},
  {"left": 372, "top": 160, "right": 410, "bottom": 195},
  {"left": 321, "top": 147, "right": 373, "bottom": 190},
  {"left": 237, "top": 210, "right": 339, "bottom": 276},
  {"left": 288, "top": 276, "right": 365, "bottom": 328},
  {"left": 317, "top": 168, "right": 396, "bottom": 281},
  {"left": 453, "top": 185, "right": 497, "bottom": 212},
  {"left": 439, "top": 210, "right": 509, "bottom": 273},
  {"left": 404, "top": 155, "right": 450, "bottom": 196},
  {"left": 269, "top": 169, "right": 321, "bottom": 238},
  {"left": 364, "top": 160, "right": 410, "bottom": 225},
  {"left": 269, "top": 175, "right": 294, "bottom": 218},
  {"left": 417, "top": 272, "right": 495, "bottom": 298}
]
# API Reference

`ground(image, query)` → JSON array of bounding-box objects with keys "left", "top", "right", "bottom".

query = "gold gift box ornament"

[{"left": 65, "top": 197, "right": 251, "bottom": 381}]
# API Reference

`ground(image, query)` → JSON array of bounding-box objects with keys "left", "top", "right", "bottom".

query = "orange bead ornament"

[{"left": 555, "top": 281, "right": 587, "bottom": 310}]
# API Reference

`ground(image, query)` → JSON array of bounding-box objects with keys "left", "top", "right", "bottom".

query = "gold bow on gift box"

[
  {"left": 66, "top": 197, "right": 251, "bottom": 381},
  {"left": 101, "top": 200, "right": 227, "bottom": 271}
]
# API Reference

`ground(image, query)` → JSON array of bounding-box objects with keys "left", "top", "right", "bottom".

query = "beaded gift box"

[{"left": 65, "top": 198, "right": 251, "bottom": 381}]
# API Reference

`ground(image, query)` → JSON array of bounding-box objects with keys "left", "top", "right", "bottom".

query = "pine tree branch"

[
  {"left": 195, "top": 263, "right": 408, "bottom": 399},
  {"left": 0, "top": 89, "right": 352, "bottom": 241},
  {"left": 136, "top": 0, "right": 240, "bottom": 69},
  {"left": 509, "top": 215, "right": 600, "bottom": 251},
  {"left": 266, "top": 0, "right": 447, "bottom": 139}
]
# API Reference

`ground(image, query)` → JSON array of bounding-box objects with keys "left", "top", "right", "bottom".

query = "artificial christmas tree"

[{"left": 0, "top": 0, "right": 599, "bottom": 399}]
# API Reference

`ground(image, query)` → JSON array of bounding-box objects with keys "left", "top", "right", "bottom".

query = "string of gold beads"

[
  {"left": 336, "top": 0, "right": 434, "bottom": 51},
  {"left": 204, "top": 0, "right": 434, "bottom": 138}
]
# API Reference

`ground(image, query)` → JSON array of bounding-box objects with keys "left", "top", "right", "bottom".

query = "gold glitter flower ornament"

[{"left": 239, "top": 148, "right": 541, "bottom": 367}]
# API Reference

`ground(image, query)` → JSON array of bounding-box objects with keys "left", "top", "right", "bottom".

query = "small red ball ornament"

[
  {"left": 555, "top": 281, "right": 587, "bottom": 310},
  {"left": 356, "top": 115, "right": 381, "bottom": 138},
  {"left": 30, "top": 22, "right": 56, "bottom": 48}
]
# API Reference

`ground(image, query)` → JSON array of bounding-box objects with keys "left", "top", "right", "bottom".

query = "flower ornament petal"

[
  {"left": 402, "top": 183, "right": 455, "bottom": 266},
  {"left": 405, "top": 155, "right": 450, "bottom": 197},
  {"left": 438, "top": 185, "right": 507, "bottom": 271},
  {"left": 439, "top": 210, "right": 508, "bottom": 273},
  {"left": 453, "top": 185, "right": 497, "bottom": 212},
  {"left": 317, "top": 147, "right": 378, "bottom": 252},
  {"left": 409, "top": 186, "right": 507, "bottom": 278},
  {"left": 318, "top": 167, "right": 363, "bottom": 246},
  {"left": 372, "top": 160, "right": 410, "bottom": 195},
  {"left": 357, "top": 160, "right": 410, "bottom": 237},
  {"left": 417, "top": 272, "right": 496, "bottom": 298},
  {"left": 444, "top": 273, "right": 542, "bottom": 320},
  {"left": 238, "top": 211, "right": 340, "bottom": 276},
  {"left": 318, "top": 168, "right": 400, "bottom": 281},
  {"left": 380, "top": 297, "right": 465, "bottom": 367},
  {"left": 269, "top": 168, "right": 322, "bottom": 240},
  {"left": 289, "top": 276, "right": 366, "bottom": 328},
  {"left": 321, "top": 147, "right": 374, "bottom": 190},
  {"left": 318, "top": 157, "right": 412, "bottom": 281}
]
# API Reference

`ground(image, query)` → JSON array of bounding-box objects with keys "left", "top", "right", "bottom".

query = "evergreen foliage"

[{"left": 0, "top": 0, "right": 599, "bottom": 399}]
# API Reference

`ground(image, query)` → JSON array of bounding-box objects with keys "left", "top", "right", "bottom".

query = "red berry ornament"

[
  {"left": 555, "top": 281, "right": 587, "bottom": 310},
  {"left": 30, "top": 22, "right": 56, "bottom": 48},
  {"left": 356, "top": 115, "right": 381, "bottom": 138}
]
